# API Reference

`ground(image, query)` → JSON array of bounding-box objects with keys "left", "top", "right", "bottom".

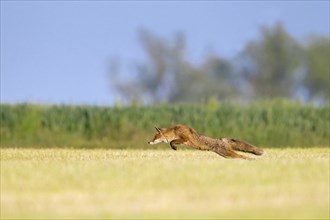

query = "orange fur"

[{"left": 148, "top": 124, "right": 264, "bottom": 160}]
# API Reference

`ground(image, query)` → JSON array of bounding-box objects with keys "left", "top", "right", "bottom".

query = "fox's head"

[{"left": 148, "top": 127, "right": 170, "bottom": 145}]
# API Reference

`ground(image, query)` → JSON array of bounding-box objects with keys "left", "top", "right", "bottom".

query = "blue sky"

[{"left": 1, "top": 1, "right": 329, "bottom": 105}]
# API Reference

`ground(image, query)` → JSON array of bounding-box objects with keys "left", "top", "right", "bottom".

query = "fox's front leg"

[{"left": 170, "top": 139, "right": 185, "bottom": 151}]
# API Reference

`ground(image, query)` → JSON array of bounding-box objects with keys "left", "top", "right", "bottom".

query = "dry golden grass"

[{"left": 1, "top": 148, "right": 329, "bottom": 219}]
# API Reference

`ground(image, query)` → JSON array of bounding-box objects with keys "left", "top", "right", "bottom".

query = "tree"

[
  {"left": 304, "top": 37, "right": 330, "bottom": 101},
  {"left": 241, "top": 23, "right": 303, "bottom": 99},
  {"left": 110, "top": 30, "right": 185, "bottom": 104},
  {"left": 110, "top": 30, "right": 240, "bottom": 104}
]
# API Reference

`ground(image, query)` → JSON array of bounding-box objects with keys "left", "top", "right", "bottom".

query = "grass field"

[{"left": 1, "top": 148, "right": 329, "bottom": 219}]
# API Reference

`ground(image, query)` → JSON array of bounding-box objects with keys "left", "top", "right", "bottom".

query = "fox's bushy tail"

[{"left": 229, "top": 138, "right": 264, "bottom": 155}]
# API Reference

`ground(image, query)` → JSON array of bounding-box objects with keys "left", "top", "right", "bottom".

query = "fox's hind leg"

[{"left": 213, "top": 148, "right": 253, "bottom": 160}]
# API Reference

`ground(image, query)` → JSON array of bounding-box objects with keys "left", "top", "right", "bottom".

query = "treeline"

[
  {"left": 1, "top": 100, "right": 329, "bottom": 148},
  {"left": 110, "top": 23, "right": 329, "bottom": 104}
]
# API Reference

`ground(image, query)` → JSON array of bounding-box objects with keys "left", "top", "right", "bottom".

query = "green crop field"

[
  {"left": 1, "top": 148, "right": 329, "bottom": 219},
  {"left": 1, "top": 100, "right": 329, "bottom": 148}
]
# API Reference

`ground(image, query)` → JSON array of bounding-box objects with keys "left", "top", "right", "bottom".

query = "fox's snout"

[
  {"left": 148, "top": 127, "right": 171, "bottom": 145},
  {"left": 148, "top": 139, "right": 163, "bottom": 145}
]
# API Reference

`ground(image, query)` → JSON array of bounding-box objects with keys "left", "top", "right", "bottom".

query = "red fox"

[{"left": 148, "top": 124, "right": 264, "bottom": 160}]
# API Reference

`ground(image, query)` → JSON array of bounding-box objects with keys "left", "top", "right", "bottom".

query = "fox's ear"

[{"left": 155, "top": 127, "right": 162, "bottom": 133}]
